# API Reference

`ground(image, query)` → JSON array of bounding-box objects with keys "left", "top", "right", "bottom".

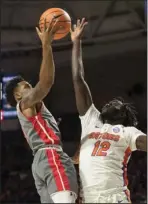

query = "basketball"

[{"left": 39, "top": 8, "right": 71, "bottom": 40}]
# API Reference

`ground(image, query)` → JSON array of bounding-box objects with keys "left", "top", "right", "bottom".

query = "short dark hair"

[{"left": 5, "top": 76, "right": 24, "bottom": 107}]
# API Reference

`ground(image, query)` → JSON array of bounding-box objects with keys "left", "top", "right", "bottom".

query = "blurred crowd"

[{"left": 1, "top": 131, "right": 147, "bottom": 203}]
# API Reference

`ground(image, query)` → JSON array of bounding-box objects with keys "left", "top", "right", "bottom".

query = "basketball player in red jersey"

[
  {"left": 70, "top": 18, "right": 146, "bottom": 203},
  {"left": 5, "top": 19, "right": 78, "bottom": 203}
]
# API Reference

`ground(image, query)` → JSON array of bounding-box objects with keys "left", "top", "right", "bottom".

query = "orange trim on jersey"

[{"left": 122, "top": 147, "right": 131, "bottom": 186}]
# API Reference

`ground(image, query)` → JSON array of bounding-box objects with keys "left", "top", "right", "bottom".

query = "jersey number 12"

[{"left": 91, "top": 140, "right": 111, "bottom": 156}]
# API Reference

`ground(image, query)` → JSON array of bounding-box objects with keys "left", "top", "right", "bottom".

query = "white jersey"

[{"left": 79, "top": 104, "right": 145, "bottom": 193}]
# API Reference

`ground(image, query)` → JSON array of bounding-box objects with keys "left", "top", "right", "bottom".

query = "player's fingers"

[
  {"left": 79, "top": 22, "right": 88, "bottom": 36},
  {"left": 43, "top": 18, "right": 47, "bottom": 31},
  {"left": 77, "top": 19, "right": 80, "bottom": 27},
  {"left": 50, "top": 18, "right": 59, "bottom": 34},
  {"left": 73, "top": 24, "right": 76, "bottom": 30},
  {"left": 80, "top": 18, "right": 86, "bottom": 28},
  {"left": 36, "top": 27, "right": 41, "bottom": 36},
  {"left": 81, "top": 21, "right": 88, "bottom": 30},
  {"left": 47, "top": 17, "right": 54, "bottom": 32}
]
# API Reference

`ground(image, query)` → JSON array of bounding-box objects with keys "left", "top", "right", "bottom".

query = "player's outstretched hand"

[
  {"left": 36, "top": 18, "right": 58, "bottom": 46},
  {"left": 70, "top": 18, "right": 88, "bottom": 42}
]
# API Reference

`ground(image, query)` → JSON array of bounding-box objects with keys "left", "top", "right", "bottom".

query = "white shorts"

[{"left": 82, "top": 187, "right": 131, "bottom": 203}]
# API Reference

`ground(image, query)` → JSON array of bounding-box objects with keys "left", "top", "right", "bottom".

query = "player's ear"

[{"left": 14, "top": 91, "right": 22, "bottom": 101}]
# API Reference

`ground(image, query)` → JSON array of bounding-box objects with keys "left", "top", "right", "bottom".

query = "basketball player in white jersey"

[{"left": 70, "top": 18, "right": 147, "bottom": 203}]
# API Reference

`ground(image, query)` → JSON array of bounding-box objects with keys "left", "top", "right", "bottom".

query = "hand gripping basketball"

[{"left": 36, "top": 18, "right": 58, "bottom": 46}]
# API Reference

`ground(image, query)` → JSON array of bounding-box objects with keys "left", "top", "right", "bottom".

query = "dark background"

[{"left": 1, "top": 0, "right": 147, "bottom": 203}]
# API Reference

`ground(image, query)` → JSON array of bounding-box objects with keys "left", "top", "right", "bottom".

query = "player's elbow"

[{"left": 136, "top": 135, "right": 147, "bottom": 151}]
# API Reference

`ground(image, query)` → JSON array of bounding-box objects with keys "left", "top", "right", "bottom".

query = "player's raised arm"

[
  {"left": 71, "top": 18, "right": 93, "bottom": 116},
  {"left": 20, "top": 18, "right": 58, "bottom": 111}
]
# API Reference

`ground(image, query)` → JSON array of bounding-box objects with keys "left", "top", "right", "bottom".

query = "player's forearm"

[
  {"left": 39, "top": 44, "right": 55, "bottom": 88},
  {"left": 72, "top": 40, "right": 84, "bottom": 81}
]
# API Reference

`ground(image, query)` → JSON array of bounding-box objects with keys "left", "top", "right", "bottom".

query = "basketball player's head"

[
  {"left": 100, "top": 97, "right": 138, "bottom": 127},
  {"left": 5, "top": 76, "right": 32, "bottom": 107}
]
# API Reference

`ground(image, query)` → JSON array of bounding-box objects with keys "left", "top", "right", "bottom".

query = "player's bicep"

[
  {"left": 136, "top": 135, "right": 147, "bottom": 151},
  {"left": 124, "top": 127, "right": 146, "bottom": 151},
  {"left": 73, "top": 78, "right": 92, "bottom": 116},
  {"left": 20, "top": 82, "right": 50, "bottom": 110}
]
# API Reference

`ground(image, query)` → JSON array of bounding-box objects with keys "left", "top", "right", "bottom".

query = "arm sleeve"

[
  {"left": 79, "top": 104, "right": 103, "bottom": 137},
  {"left": 124, "top": 126, "right": 146, "bottom": 151}
]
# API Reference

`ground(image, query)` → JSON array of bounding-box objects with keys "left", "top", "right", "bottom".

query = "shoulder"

[
  {"left": 123, "top": 126, "right": 143, "bottom": 134},
  {"left": 79, "top": 104, "right": 100, "bottom": 120},
  {"left": 79, "top": 104, "right": 103, "bottom": 131},
  {"left": 123, "top": 126, "right": 146, "bottom": 140}
]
